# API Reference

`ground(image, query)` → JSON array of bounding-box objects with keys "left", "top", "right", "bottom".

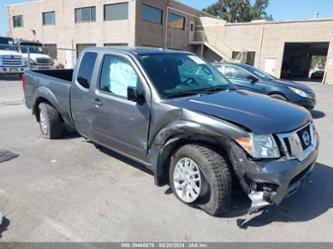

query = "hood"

[
  {"left": 269, "top": 79, "right": 314, "bottom": 94},
  {"left": 170, "top": 90, "right": 311, "bottom": 134},
  {"left": 21, "top": 53, "right": 52, "bottom": 60},
  {"left": 0, "top": 50, "right": 22, "bottom": 57}
]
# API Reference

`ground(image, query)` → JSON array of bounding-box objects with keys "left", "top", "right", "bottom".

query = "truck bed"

[
  {"left": 30, "top": 69, "right": 73, "bottom": 82},
  {"left": 23, "top": 69, "right": 74, "bottom": 129}
]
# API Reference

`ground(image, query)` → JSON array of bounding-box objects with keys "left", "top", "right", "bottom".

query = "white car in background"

[
  {"left": 17, "top": 40, "right": 54, "bottom": 70},
  {"left": 0, "top": 36, "right": 25, "bottom": 75}
]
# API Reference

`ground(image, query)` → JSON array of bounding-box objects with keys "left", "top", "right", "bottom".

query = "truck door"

[
  {"left": 91, "top": 53, "right": 151, "bottom": 162},
  {"left": 70, "top": 51, "right": 98, "bottom": 139}
]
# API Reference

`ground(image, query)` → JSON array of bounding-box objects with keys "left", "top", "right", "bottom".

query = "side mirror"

[
  {"left": 247, "top": 75, "right": 258, "bottom": 83},
  {"left": 127, "top": 86, "right": 145, "bottom": 104}
]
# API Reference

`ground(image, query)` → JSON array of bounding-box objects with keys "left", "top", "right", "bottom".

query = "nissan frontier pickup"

[{"left": 23, "top": 48, "right": 319, "bottom": 216}]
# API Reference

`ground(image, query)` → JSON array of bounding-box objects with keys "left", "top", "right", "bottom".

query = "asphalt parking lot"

[{"left": 0, "top": 79, "right": 333, "bottom": 242}]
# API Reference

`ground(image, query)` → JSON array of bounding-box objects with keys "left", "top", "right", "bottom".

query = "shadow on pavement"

[
  {"left": 98, "top": 146, "right": 153, "bottom": 176},
  {"left": 238, "top": 162, "right": 333, "bottom": 228},
  {"left": 0, "top": 216, "right": 10, "bottom": 238},
  {"left": 79, "top": 137, "right": 332, "bottom": 228},
  {"left": 311, "top": 110, "right": 326, "bottom": 119},
  {"left": 59, "top": 131, "right": 81, "bottom": 140}
]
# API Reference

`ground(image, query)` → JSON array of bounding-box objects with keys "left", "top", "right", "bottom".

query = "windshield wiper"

[
  {"left": 201, "top": 86, "right": 230, "bottom": 94},
  {"left": 165, "top": 91, "right": 202, "bottom": 99}
]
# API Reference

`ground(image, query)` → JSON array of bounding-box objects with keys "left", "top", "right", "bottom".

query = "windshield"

[
  {"left": 248, "top": 66, "right": 276, "bottom": 80},
  {"left": 138, "top": 53, "right": 232, "bottom": 98},
  {"left": 20, "top": 44, "right": 46, "bottom": 54},
  {"left": 0, "top": 38, "right": 17, "bottom": 51}
]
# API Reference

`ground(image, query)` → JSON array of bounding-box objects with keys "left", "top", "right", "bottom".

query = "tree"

[
  {"left": 251, "top": 0, "right": 273, "bottom": 20},
  {"left": 203, "top": 0, "right": 273, "bottom": 23}
]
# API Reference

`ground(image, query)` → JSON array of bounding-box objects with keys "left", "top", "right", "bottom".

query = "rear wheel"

[
  {"left": 38, "top": 103, "right": 63, "bottom": 139},
  {"left": 270, "top": 94, "right": 287, "bottom": 101},
  {"left": 169, "top": 144, "right": 232, "bottom": 217}
]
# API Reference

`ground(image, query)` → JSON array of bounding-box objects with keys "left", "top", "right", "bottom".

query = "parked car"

[
  {"left": 213, "top": 62, "right": 316, "bottom": 109},
  {"left": 17, "top": 40, "right": 54, "bottom": 70},
  {"left": 23, "top": 48, "right": 319, "bottom": 216},
  {"left": 0, "top": 36, "right": 26, "bottom": 75}
]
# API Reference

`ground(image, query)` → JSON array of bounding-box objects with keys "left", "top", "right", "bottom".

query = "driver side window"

[
  {"left": 224, "top": 65, "right": 250, "bottom": 80},
  {"left": 100, "top": 55, "right": 139, "bottom": 99}
]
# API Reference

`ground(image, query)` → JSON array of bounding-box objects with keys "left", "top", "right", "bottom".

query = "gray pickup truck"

[{"left": 23, "top": 48, "right": 319, "bottom": 216}]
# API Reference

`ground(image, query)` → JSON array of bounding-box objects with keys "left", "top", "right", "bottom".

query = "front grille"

[
  {"left": 297, "top": 125, "right": 311, "bottom": 150},
  {"left": 36, "top": 58, "right": 51, "bottom": 64},
  {"left": 277, "top": 123, "right": 316, "bottom": 161},
  {"left": 2, "top": 56, "right": 23, "bottom": 66}
]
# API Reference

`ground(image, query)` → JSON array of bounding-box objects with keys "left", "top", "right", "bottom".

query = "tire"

[
  {"left": 270, "top": 94, "right": 287, "bottom": 101},
  {"left": 38, "top": 103, "right": 63, "bottom": 139},
  {"left": 169, "top": 144, "right": 232, "bottom": 217}
]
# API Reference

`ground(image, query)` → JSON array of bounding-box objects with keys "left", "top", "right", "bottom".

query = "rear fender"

[{"left": 32, "top": 86, "right": 60, "bottom": 118}]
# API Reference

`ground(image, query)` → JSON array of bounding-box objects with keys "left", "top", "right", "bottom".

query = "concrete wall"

[
  {"left": 7, "top": 0, "right": 204, "bottom": 67},
  {"left": 7, "top": 0, "right": 137, "bottom": 68},
  {"left": 135, "top": 0, "right": 201, "bottom": 50},
  {"left": 200, "top": 18, "right": 333, "bottom": 83},
  {"left": 6, "top": 0, "right": 333, "bottom": 83}
]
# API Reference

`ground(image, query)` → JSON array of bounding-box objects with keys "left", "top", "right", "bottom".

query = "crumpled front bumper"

[{"left": 229, "top": 134, "right": 319, "bottom": 214}]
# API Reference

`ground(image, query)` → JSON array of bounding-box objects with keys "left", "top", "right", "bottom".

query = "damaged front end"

[{"left": 229, "top": 124, "right": 319, "bottom": 214}]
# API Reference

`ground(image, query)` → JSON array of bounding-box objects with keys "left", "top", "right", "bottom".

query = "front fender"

[{"left": 150, "top": 120, "right": 233, "bottom": 186}]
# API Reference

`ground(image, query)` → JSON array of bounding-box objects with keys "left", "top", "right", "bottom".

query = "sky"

[{"left": 1, "top": 0, "right": 333, "bottom": 36}]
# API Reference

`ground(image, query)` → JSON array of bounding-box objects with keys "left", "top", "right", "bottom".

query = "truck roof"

[{"left": 84, "top": 47, "right": 193, "bottom": 56}]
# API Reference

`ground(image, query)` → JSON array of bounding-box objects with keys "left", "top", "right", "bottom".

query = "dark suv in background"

[{"left": 213, "top": 62, "right": 316, "bottom": 109}]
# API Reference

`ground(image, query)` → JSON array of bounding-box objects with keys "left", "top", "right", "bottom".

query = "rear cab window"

[{"left": 76, "top": 52, "right": 98, "bottom": 89}]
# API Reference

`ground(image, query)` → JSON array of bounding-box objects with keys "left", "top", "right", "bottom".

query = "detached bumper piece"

[
  {"left": 247, "top": 162, "right": 315, "bottom": 214},
  {"left": 248, "top": 191, "right": 272, "bottom": 214}
]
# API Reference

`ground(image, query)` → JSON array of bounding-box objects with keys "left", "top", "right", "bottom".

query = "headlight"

[
  {"left": 289, "top": 87, "right": 311, "bottom": 98},
  {"left": 235, "top": 134, "right": 280, "bottom": 159}
]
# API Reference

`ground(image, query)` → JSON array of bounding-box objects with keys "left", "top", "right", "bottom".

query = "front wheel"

[{"left": 169, "top": 144, "right": 232, "bottom": 217}]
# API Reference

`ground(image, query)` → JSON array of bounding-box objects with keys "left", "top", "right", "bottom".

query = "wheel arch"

[
  {"left": 33, "top": 97, "right": 64, "bottom": 124},
  {"left": 268, "top": 91, "right": 289, "bottom": 100},
  {"left": 150, "top": 122, "right": 234, "bottom": 186}
]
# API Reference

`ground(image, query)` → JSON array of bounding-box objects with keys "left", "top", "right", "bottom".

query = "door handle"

[{"left": 94, "top": 98, "right": 103, "bottom": 107}]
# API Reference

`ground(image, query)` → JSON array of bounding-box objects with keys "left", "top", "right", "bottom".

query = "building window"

[
  {"left": 190, "top": 23, "right": 194, "bottom": 31},
  {"left": 75, "top": 7, "right": 96, "bottom": 23},
  {"left": 168, "top": 13, "right": 185, "bottom": 30},
  {"left": 142, "top": 4, "right": 163, "bottom": 25},
  {"left": 104, "top": 3, "right": 128, "bottom": 21},
  {"left": 232, "top": 51, "right": 256, "bottom": 66},
  {"left": 13, "top": 15, "right": 23, "bottom": 28},
  {"left": 42, "top": 11, "right": 55, "bottom": 25},
  {"left": 44, "top": 44, "right": 57, "bottom": 59},
  {"left": 104, "top": 43, "right": 128, "bottom": 47},
  {"left": 76, "top": 43, "right": 96, "bottom": 58}
]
